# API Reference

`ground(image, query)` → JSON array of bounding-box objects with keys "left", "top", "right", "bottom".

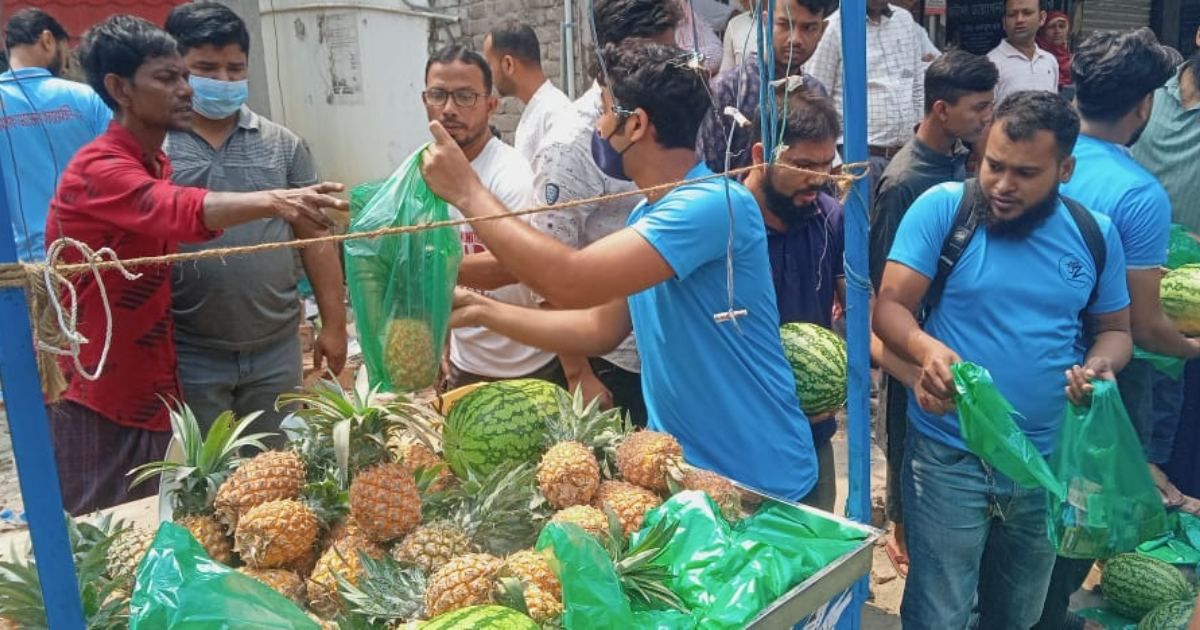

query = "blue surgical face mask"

[
  {"left": 590, "top": 126, "right": 634, "bottom": 182},
  {"left": 188, "top": 75, "right": 249, "bottom": 120}
]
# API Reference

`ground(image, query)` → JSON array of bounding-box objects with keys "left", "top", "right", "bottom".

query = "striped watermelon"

[
  {"left": 1162, "top": 265, "right": 1200, "bottom": 336},
  {"left": 1101, "top": 554, "right": 1194, "bottom": 621},
  {"left": 442, "top": 379, "right": 565, "bottom": 477},
  {"left": 779, "top": 323, "right": 847, "bottom": 416},
  {"left": 1138, "top": 599, "right": 1195, "bottom": 630},
  {"left": 421, "top": 604, "right": 539, "bottom": 629}
]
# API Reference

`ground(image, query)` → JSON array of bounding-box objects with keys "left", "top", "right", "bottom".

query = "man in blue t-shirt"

[
  {"left": 741, "top": 87, "right": 843, "bottom": 510},
  {"left": 874, "top": 91, "right": 1132, "bottom": 630},
  {"left": 0, "top": 9, "right": 110, "bottom": 261},
  {"left": 1037, "top": 30, "right": 1193, "bottom": 630},
  {"left": 422, "top": 41, "right": 819, "bottom": 502}
]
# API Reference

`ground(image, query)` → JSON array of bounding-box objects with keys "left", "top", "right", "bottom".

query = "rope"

[{"left": 0, "top": 160, "right": 868, "bottom": 397}]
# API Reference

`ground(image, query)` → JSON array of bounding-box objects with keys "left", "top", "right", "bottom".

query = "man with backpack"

[
  {"left": 1034, "top": 29, "right": 1191, "bottom": 630},
  {"left": 873, "top": 90, "right": 1132, "bottom": 630}
]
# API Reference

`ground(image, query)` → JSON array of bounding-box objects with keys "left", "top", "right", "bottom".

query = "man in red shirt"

[{"left": 44, "top": 15, "right": 348, "bottom": 514}]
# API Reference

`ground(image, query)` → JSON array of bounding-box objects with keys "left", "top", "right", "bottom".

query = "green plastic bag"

[
  {"left": 1132, "top": 347, "right": 1186, "bottom": 379},
  {"left": 952, "top": 362, "right": 1065, "bottom": 498},
  {"left": 345, "top": 148, "right": 462, "bottom": 393},
  {"left": 349, "top": 179, "right": 386, "bottom": 218},
  {"left": 1137, "top": 512, "right": 1200, "bottom": 566},
  {"left": 1167, "top": 223, "right": 1200, "bottom": 270},
  {"left": 1048, "top": 379, "right": 1170, "bottom": 559},
  {"left": 129, "top": 523, "right": 318, "bottom": 629},
  {"left": 539, "top": 492, "right": 869, "bottom": 629}
]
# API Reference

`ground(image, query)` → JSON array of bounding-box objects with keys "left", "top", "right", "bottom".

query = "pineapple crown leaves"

[
  {"left": 128, "top": 400, "right": 272, "bottom": 516},
  {"left": 547, "top": 388, "right": 633, "bottom": 479},
  {"left": 278, "top": 377, "right": 442, "bottom": 485},
  {"left": 334, "top": 550, "right": 427, "bottom": 624},
  {"left": 600, "top": 511, "right": 688, "bottom": 613},
  {"left": 492, "top": 575, "right": 532, "bottom": 617},
  {"left": 301, "top": 474, "right": 351, "bottom": 528},
  {"left": 423, "top": 464, "right": 550, "bottom": 556}
]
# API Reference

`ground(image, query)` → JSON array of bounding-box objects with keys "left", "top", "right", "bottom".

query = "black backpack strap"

[
  {"left": 923, "top": 179, "right": 985, "bottom": 318},
  {"left": 1060, "top": 194, "right": 1107, "bottom": 313}
]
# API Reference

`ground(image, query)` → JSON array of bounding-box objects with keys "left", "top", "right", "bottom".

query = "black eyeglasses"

[{"left": 422, "top": 88, "right": 485, "bottom": 108}]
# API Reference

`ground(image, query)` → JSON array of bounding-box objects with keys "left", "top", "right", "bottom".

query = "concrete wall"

[{"left": 427, "top": 0, "right": 595, "bottom": 141}]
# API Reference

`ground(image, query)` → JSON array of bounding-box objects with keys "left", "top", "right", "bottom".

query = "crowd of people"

[{"left": 3, "top": 0, "right": 1200, "bottom": 628}]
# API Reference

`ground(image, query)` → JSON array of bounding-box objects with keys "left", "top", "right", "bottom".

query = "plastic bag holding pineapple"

[{"left": 345, "top": 146, "right": 462, "bottom": 393}]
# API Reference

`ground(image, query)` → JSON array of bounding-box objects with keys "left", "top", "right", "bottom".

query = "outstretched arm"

[{"left": 452, "top": 289, "right": 632, "bottom": 357}]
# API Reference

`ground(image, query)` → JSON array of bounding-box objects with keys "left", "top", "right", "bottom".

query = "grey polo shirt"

[{"left": 166, "top": 106, "right": 318, "bottom": 352}]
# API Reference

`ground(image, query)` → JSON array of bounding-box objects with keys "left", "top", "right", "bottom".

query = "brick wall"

[{"left": 428, "top": 0, "right": 596, "bottom": 141}]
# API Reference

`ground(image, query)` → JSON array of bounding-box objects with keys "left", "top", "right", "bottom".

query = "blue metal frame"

[
  {"left": 0, "top": 169, "right": 85, "bottom": 625},
  {"left": 838, "top": 0, "right": 873, "bottom": 627}
]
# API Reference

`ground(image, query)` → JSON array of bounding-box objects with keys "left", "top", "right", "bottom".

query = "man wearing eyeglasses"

[{"left": 423, "top": 45, "right": 564, "bottom": 390}]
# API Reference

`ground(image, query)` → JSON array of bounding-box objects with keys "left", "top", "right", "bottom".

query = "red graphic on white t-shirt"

[{"left": 460, "top": 230, "right": 488, "bottom": 255}]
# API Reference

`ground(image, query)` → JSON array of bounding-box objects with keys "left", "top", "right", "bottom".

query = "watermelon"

[
  {"left": 1162, "top": 265, "right": 1200, "bottom": 336},
  {"left": 442, "top": 379, "right": 565, "bottom": 477},
  {"left": 421, "top": 604, "right": 539, "bottom": 629},
  {"left": 779, "top": 323, "right": 848, "bottom": 416},
  {"left": 1138, "top": 599, "right": 1196, "bottom": 630},
  {"left": 1101, "top": 554, "right": 1194, "bottom": 621}
]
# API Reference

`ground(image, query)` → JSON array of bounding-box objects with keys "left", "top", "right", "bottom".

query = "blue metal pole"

[
  {"left": 839, "top": 0, "right": 871, "bottom": 627},
  {"left": 0, "top": 177, "right": 85, "bottom": 624}
]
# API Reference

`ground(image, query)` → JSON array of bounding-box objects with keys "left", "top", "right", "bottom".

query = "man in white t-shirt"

[
  {"left": 987, "top": 0, "right": 1058, "bottom": 105},
  {"left": 423, "top": 45, "right": 562, "bottom": 389},
  {"left": 484, "top": 22, "right": 571, "bottom": 164},
  {"left": 719, "top": 0, "right": 758, "bottom": 74}
]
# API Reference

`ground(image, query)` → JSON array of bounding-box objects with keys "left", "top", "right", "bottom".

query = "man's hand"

[
  {"left": 568, "top": 368, "right": 614, "bottom": 409},
  {"left": 450, "top": 287, "right": 489, "bottom": 329},
  {"left": 271, "top": 182, "right": 346, "bottom": 231},
  {"left": 313, "top": 324, "right": 348, "bottom": 377},
  {"left": 421, "top": 121, "right": 484, "bottom": 209},
  {"left": 918, "top": 341, "right": 961, "bottom": 404},
  {"left": 1064, "top": 357, "right": 1116, "bottom": 406}
]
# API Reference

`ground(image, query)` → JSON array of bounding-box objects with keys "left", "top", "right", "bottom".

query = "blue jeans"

[
  {"left": 176, "top": 335, "right": 303, "bottom": 449},
  {"left": 1119, "top": 359, "right": 1186, "bottom": 465},
  {"left": 901, "top": 431, "right": 1056, "bottom": 630},
  {"left": 1149, "top": 369, "right": 1185, "bottom": 465}
]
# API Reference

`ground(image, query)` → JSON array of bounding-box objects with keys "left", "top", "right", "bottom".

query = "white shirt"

[
  {"left": 987, "top": 39, "right": 1059, "bottom": 105},
  {"left": 528, "top": 83, "right": 641, "bottom": 373},
  {"left": 808, "top": 5, "right": 925, "bottom": 149},
  {"left": 514, "top": 80, "right": 571, "bottom": 165},
  {"left": 450, "top": 137, "right": 556, "bottom": 377},
  {"left": 720, "top": 11, "right": 760, "bottom": 74}
]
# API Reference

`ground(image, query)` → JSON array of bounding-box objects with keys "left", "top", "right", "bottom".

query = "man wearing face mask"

[
  {"left": 0, "top": 8, "right": 110, "bottom": 262},
  {"left": 163, "top": 2, "right": 347, "bottom": 443},
  {"left": 742, "top": 87, "right": 844, "bottom": 511},
  {"left": 425, "top": 40, "right": 820, "bottom": 504}
]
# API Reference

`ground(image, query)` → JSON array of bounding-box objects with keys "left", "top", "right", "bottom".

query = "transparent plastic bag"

[
  {"left": 1048, "top": 379, "right": 1169, "bottom": 559},
  {"left": 344, "top": 147, "right": 462, "bottom": 393}
]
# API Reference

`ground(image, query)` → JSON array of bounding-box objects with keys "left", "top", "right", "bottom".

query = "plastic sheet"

[
  {"left": 1048, "top": 380, "right": 1169, "bottom": 559},
  {"left": 1137, "top": 512, "right": 1200, "bottom": 566},
  {"left": 539, "top": 492, "right": 868, "bottom": 629},
  {"left": 951, "top": 362, "right": 1064, "bottom": 498},
  {"left": 128, "top": 523, "right": 317, "bottom": 629},
  {"left": 344, "top": 147, "right": 462, "bottom": 393},
  {"left": 1167, "top": 223, "right": 1200, "bottom": 270}
]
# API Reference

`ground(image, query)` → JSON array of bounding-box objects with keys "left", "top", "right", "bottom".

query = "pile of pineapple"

[{"left": 26, "top": 378, "right": 748, "bottom": 628}]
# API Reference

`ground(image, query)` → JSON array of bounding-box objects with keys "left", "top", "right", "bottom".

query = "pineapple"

[
  {"left": 106, "top": 526, "right": 156, "bottom": 581},
  {"left": 235, "top": 499, "right": 320, "bottom": 568},
  {"left": 616, "top": 430, "right": 683, "bottom": 492},
  {"left": 128, "top": 403, "right": 271, "bottom": 559},
  {"left": 281, "top": 543, "right": 321, "bottom": 578},
  {"left": 550, "top": 505, "right": 609, "bottom": 540},
  {"left": 324, "top": 515, "right": 362, "bottom": 550},
  {"left": 501, "top": 549, "right": 559, "bottom": 596},
  {"left": 213, "top": 450, "right": 307, "bottom": 530},
  {"left": 679, "top": 467, "right": 743, "bottom": 522},
  {"left": 537, "top": 388, "right": 632, "bottom": 509},
  {"left": 384, "top": 318, "right": 437, "bottom": 392},
  {"left": 520, "top": 586, "right": 564, "bottom": 624},
  {"left": 391, "top": 520, "right": 474, "bottom": 574},
  {"left": 594, "top": 480, "right": 662, "bottom": 537},
  {"left": 424, "top": 553, "right": 502, "bottom": 618},
  {"left": 178, "top": 514, "right": 234, "bottom": 565},
  {"left": 239, "top": 568, "right": 307, "bottom": 605},
  {"left": 307, "top": 535, "right": 386, "bottom": 618},
  {"left": 350, "top": 462, "right": 423, "bottom": 543},
  {"left": 397, "top": 441, "right": 453, "bottom": 493}
]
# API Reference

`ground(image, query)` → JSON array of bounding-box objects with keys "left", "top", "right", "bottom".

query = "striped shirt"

[{"left": 1132, "top": 66, "right": 1200, "bottom": 232}]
